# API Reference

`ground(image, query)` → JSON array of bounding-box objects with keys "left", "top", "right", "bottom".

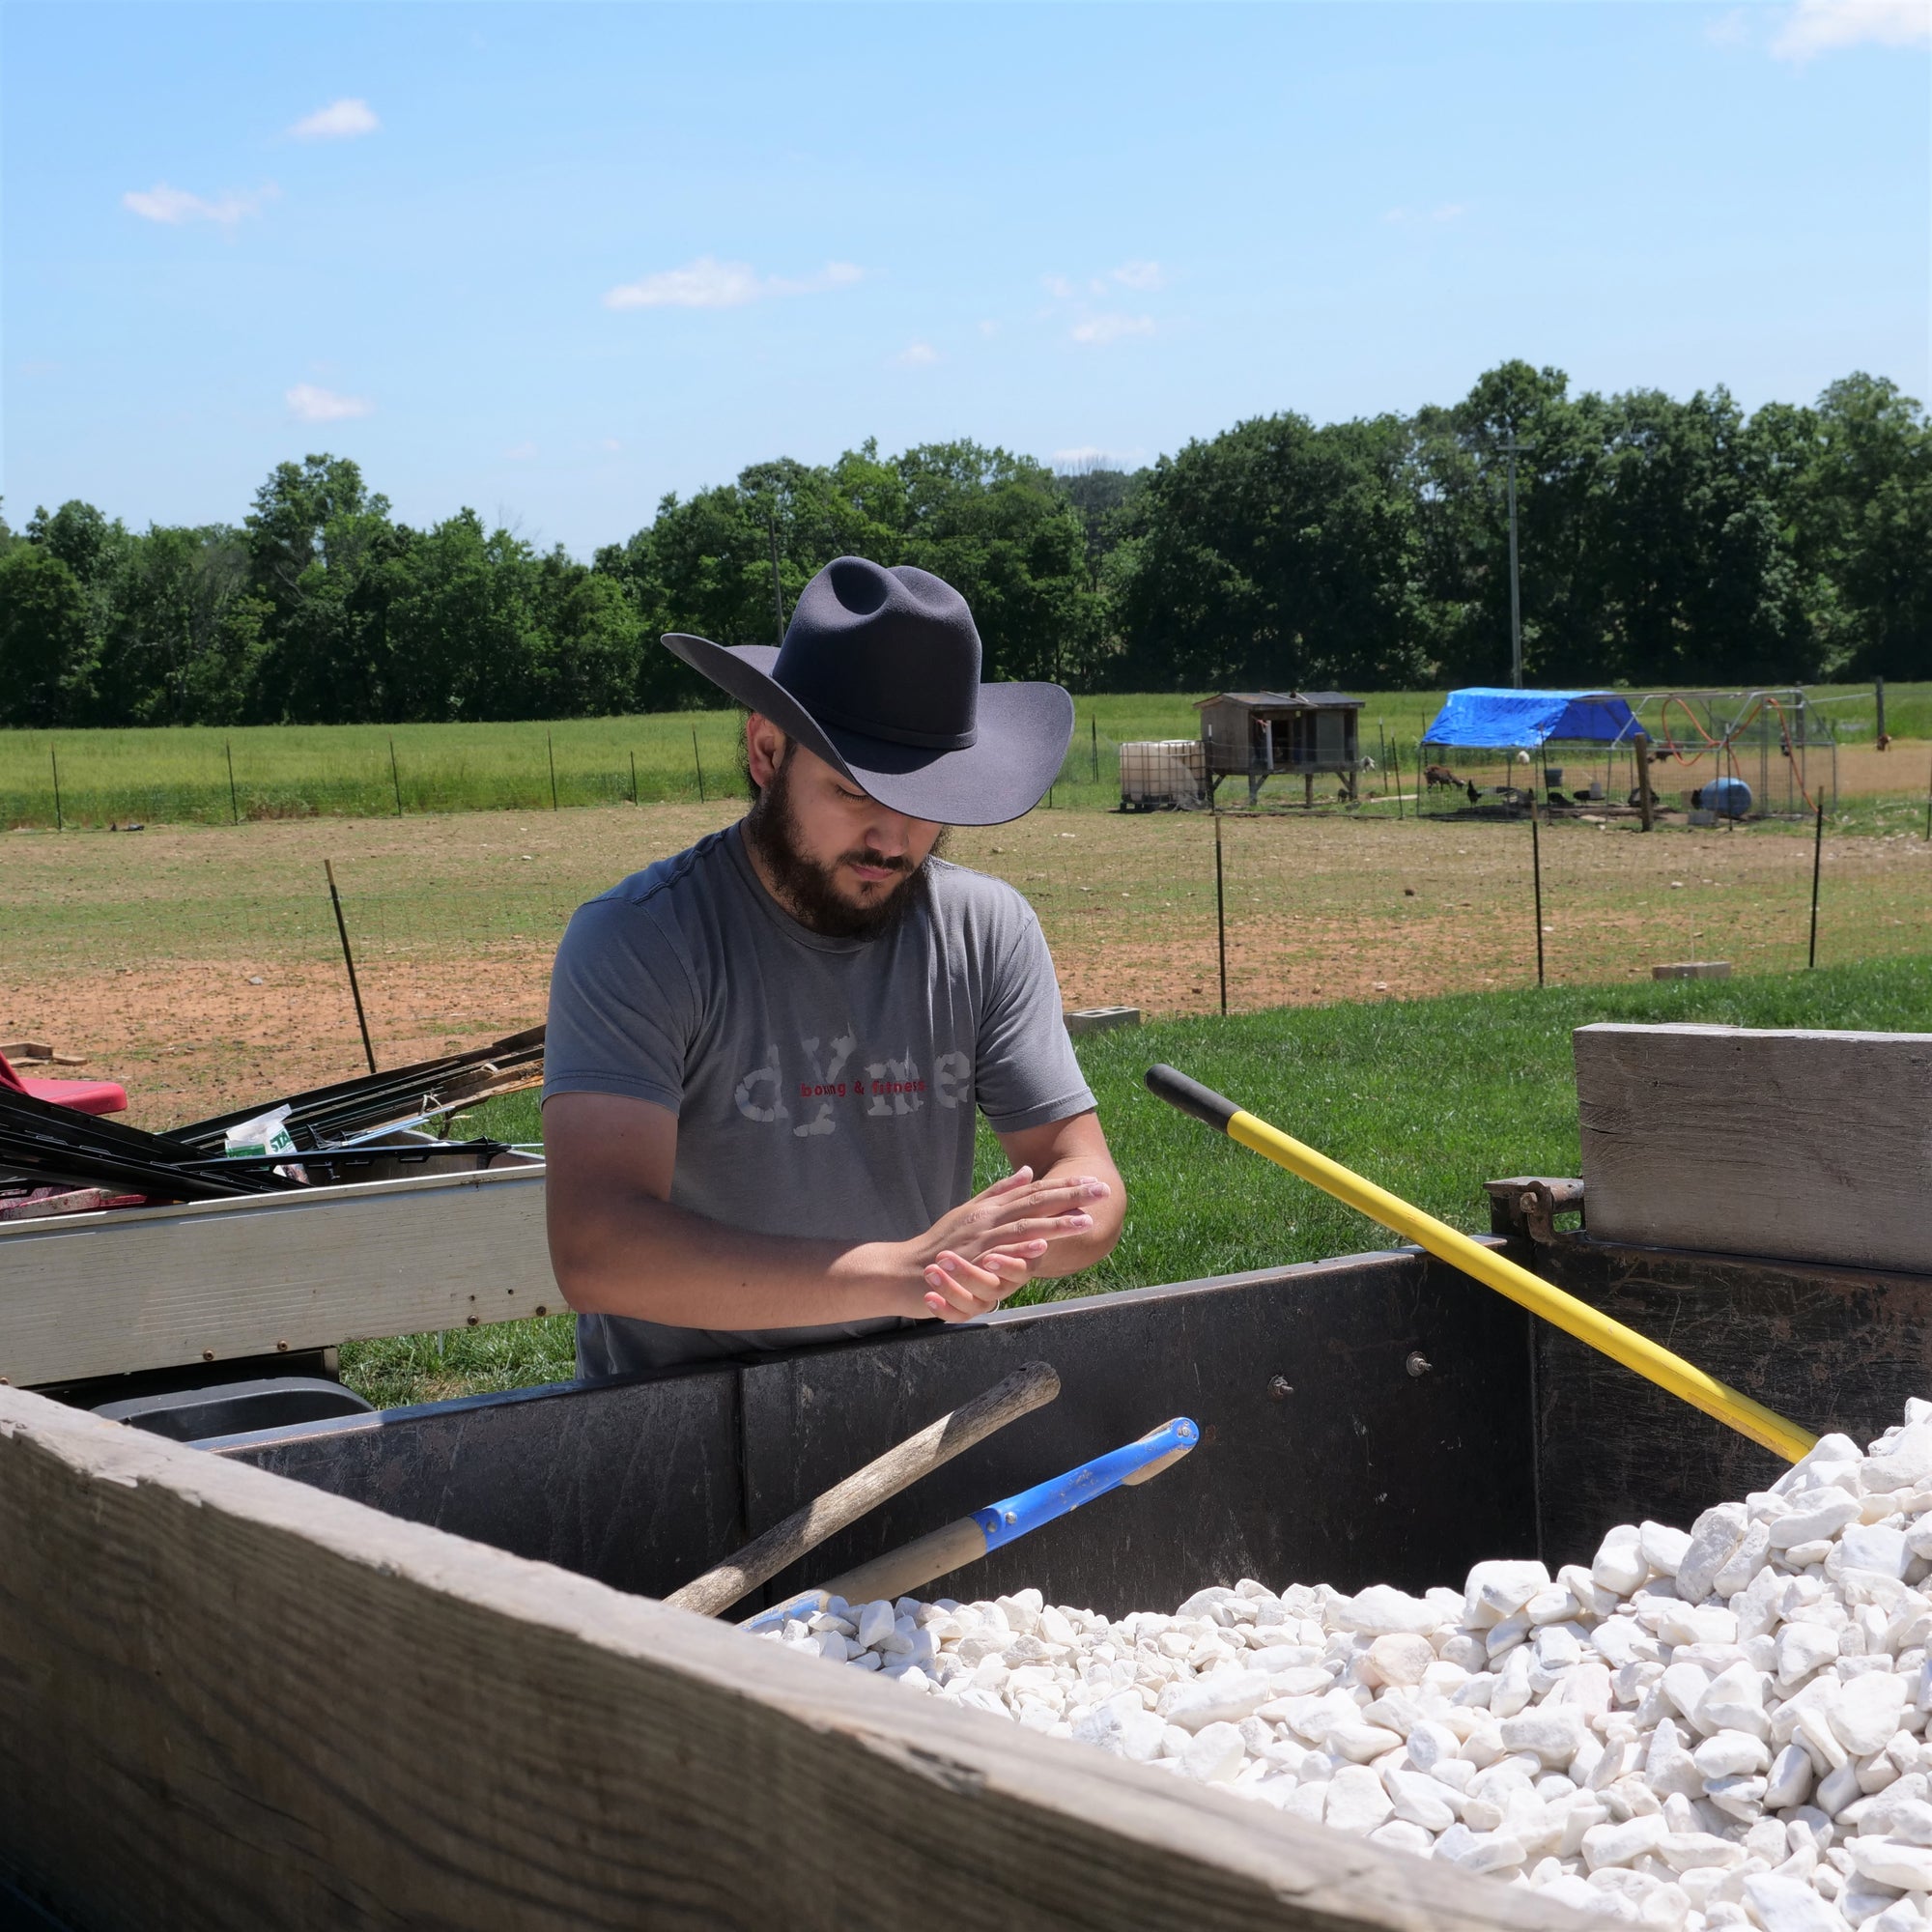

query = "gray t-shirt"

[{"left": 542, "top": 825, "right": 1095, "bottom": 1378}]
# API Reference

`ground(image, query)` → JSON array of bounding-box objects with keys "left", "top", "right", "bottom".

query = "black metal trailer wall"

[
  {"left": 1514, "top": 1230, "right": 1932, "bottom": 1570},
  {"left": 202, "top": 1220, "right": 1932, "bottom": 1614},
  {"left": 211, "top": 1247, "right": 1541, "bottom": 1615}
]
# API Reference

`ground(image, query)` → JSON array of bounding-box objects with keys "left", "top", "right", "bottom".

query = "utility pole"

[
  {"left": 1504, "top": 430, "right": 1529, "bottom": 689},
  {"left": 767, "top": 519, "right": 785, "bottom": 645}
]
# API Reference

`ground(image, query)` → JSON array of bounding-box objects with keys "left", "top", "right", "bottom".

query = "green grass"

[
  {"left": 337, "top": 955, "right": 1932, "bottom": 1408},
  {"left": 6, "top": 684, "right": 1924, "bottom": 829}
]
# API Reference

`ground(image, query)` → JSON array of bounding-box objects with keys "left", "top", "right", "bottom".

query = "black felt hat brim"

[{"left": 663, "top": 634, "right": 1074, "bottom": 826}]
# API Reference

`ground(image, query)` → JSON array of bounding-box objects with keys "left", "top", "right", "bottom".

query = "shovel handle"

[
  {"left": 743, "top": 1416, "right": 1199, "bottom": 1631},
  {"left": 666, "top": 1358, "right": 1060, "bottom": 1616},
  {"left": 1145, "top": 1064, "right": 1816, "bottom": 1463}
]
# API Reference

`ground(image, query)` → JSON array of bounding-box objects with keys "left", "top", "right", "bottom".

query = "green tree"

[
  {"left": 93, "top": 525, "right": 269, "bottom": 724},
  {"left": 1577, "top": 386, "right": 1815, "bottom": 686},
  {"left": 891, "top": 440, "right": 1105, "bottom": 686},
  {"left": 1108, "top": 412, "right": 1430, "bottom": 691},
  {"left": 530, "top": 550, "right": 644, "bottom": 717},
  {"left": 1795, "top": 375, "right": 1932, "bottom": 678},
  {"left": 0, "top": 547, "right": 96, "bottom": 725},
  {"left": 384, "top": 510, "right": 545, "bottom": 721}
]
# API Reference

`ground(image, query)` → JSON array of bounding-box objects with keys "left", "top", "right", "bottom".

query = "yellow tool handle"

[{"left": 1145, "top": 1065, "right": 1816, "bottom": 1463}]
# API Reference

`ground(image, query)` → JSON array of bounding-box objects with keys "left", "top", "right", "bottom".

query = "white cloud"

[
  {"left": 1040, "top": 272, "right": 1075, "bottom": 301},
  {"left": 506, "top": 441, "right": 538, "bottom": 461},
  {"left": 1773, "top": 0, "right": 1930, "bottom": 58},
  {"left": 123, "top": 182, "right": 277, "bottom": 228},
  {"left": 285, "top": 383, "right": 372, "bottom": 423},
  {"left": 290, "top": 98, "right": 380, "bottom": 139},
  {"left": 895, "top": 341, "right": 940, "bottom": 367},
  {"left": 1070, "top": 314, "right": 1154, "bottom": 346},
  {"left": 600, "top": 437, "right": 622, "bottom": 453},
  {"left": 978, "top": 319, "right": 999, "bottom": 337},
  {"left": 602, "top": 255, "right": 863, "bottom": 310},
  {"left": 1107, "top": 259, "right": 1167, "bottom": 293},
  {"left": 1706, "top": 8, "right": 1752, "bottom": 45}
]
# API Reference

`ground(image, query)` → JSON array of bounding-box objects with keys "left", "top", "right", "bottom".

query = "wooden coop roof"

[{"left": 1192, "top": 692, "right": 1365, "bottom": 711}]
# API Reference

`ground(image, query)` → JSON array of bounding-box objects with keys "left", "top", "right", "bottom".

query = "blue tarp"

[{"left": 1422, "top": 687, "right": 1646, "bottom": 751}]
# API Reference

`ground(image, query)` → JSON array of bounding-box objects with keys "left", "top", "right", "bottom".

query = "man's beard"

[{"left": 744, "top": 755, "right": 939, "bottom": 940}]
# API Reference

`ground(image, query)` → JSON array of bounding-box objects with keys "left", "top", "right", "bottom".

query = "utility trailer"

[{"left": 2, "top": 1024, "right": 1928, "bottom": 1931}]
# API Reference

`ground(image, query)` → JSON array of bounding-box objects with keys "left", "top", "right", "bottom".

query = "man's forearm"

[
  {"left": 1022, "top": 1154, "right": 1126, "bottom": 1279},
  {"left": 550, "top": 1187, "right": 915, "bottom": 1329}
]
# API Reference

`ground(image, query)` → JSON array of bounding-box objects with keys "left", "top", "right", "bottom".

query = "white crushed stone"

[{"left": 751, "top": 1401, "right": 1932, "bottom": 1929}]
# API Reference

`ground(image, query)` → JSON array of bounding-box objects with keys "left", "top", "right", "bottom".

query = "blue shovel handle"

[
  {"left": 741, "top": 1415, "right": 1200, "bottom": 1632},
  {"left": 972, "top": 1415, "right": 1200, "bottom": 1549}
]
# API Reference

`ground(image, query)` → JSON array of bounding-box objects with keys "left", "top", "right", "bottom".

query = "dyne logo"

[{"left": 733, "top": 1038, "right": 972, "bottom": 1136}]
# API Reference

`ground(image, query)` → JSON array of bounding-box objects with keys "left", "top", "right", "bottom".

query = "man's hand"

[
  {"left": 545, "top": 1093, "right": 1123, "bottom": 1333},
  {"left": 895, "top": 1165, "right": 1111, "bottom": 1321}
]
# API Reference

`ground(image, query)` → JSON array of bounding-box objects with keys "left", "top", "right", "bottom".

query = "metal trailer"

[
  {"left": 2, "top": 1022, "right": 1927, "bottom": 1931},
  {"left": 1196, "top": 692, "right": 1365, "bottom": 810}
]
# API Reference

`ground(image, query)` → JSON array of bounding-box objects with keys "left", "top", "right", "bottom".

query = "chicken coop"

[{"left": 1195, "top": 692, "right": 1365, "bottom": 809}]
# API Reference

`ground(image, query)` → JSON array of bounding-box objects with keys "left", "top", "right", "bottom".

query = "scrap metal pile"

[
  {"left": 0, "top": 1026, "right": 543, "bottom": 1219},
  {"left": 757, "top": 1406, "right": 1932, "bottom": 1932}
]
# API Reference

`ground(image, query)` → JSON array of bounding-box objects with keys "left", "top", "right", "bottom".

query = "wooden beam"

[
  {"left": 0, "top": 1387, "right": 1581, "bottom": 1931},
  {"left": 0, "top": 1164, "right": 551, "bottom": 1387},
  {"left": 1576, "top": 1023, "right": 1932, "bottom": 1273}
]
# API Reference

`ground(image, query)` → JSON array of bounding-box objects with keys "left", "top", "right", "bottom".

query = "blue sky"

[{"left": 6, "top": 1, "right": 1928, "bottom": 557}]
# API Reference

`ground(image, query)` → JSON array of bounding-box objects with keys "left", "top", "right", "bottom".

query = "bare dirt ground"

[{"left": 7, "top": 800, "right": 1927, "bottom": 1129}]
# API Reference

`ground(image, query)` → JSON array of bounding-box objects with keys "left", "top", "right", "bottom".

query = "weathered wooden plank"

[
  {"left": 740, "top": 1249, "right": 1541, "bottom": 1616},
  {"left": 0, "top": 1388, "right": 1582, "bottom": 1932},
  {"left": 0, "top": 1163, "right": 551, "bottom": 1387},
  {"left": 1575, "top": 1023, "right": 1932, "bottom": 1272}
]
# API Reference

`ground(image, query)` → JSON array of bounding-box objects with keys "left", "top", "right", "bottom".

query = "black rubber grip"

[{"left": 1144, "top": 1065, "right": 1240, "bottom": 1134}]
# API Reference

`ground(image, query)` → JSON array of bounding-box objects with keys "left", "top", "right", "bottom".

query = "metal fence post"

[
  {"left": 1808, "top": 793, "right": 1825, "bottom": 969},
  {"left": 324, "top": 860, "right": 379, "bottom": 1074},
  {"left": 1530, "top": 802, "right": 1546, "bottom": 987},
  {"left": 1214, "top": 810, "right": 1228, "bottom": 1016}
]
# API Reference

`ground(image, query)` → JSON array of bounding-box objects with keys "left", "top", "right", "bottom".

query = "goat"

[{"left": 1424, "top": 762, "right": 1462, "bottom": 790}]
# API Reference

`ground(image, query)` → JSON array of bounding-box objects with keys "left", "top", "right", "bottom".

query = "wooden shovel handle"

[{"left": 664, "top": 1359, "right": 1060, "bottom": 1617}]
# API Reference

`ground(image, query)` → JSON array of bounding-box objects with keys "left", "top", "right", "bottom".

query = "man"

[{"left": 543, "top": 554, "right": 1125, "bottom": 1378}]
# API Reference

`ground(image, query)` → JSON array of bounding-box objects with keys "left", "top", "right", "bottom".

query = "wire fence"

[
  {"left": 5, "top": 696, "right": 1923, "bottom": 832},
  {"left": 9, "top": 772, "right": 1928, "bottom": 1136},
  {"left": 1176, "top": 802, "right": 1929, "bottom": 1019}
]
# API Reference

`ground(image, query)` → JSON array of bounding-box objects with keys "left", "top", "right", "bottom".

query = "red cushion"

[{"left": 19, "top": 1077, "right": 128, "bottom": 1117}]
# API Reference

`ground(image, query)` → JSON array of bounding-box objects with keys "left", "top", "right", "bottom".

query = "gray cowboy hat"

[{"left": 663, "top": 555, "right": 1073, "bottom": 826}]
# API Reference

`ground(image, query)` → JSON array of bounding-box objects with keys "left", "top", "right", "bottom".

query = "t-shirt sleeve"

[
  {"left": 541, "top": 895, "right": 697, "bottom": 1114},
  {"left": 973, "top": 903, "right": 1096, "bottom": 1135}
]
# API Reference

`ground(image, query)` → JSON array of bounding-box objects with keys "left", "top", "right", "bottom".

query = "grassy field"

[
  {"left": 5, "top": 682, "right": 1925, "bottom": 828},
  {"left": 337, "top": 956, "right": 1932, "bottom": 1406},
  {"left": 7, "top": 797, "right": 1926, "bottom": 1128}
]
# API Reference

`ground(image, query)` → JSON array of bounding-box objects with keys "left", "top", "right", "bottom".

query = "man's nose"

[{"left": 862, "top": 811, "right": 916, "bottom": 857}]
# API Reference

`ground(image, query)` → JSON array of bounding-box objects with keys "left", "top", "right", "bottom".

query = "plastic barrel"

[{"left": 1702, "top": 776, "right": 1753, "bottom": 817}]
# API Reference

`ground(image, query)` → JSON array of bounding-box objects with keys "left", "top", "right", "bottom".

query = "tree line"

[{"left": 2, "top": 360, "right": 1925, "bottom": 729}]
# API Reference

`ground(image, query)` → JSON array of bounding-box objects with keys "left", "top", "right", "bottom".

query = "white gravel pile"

[{"left": 753, "top": 1403, "right": 1932, "bottom": 1930}]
